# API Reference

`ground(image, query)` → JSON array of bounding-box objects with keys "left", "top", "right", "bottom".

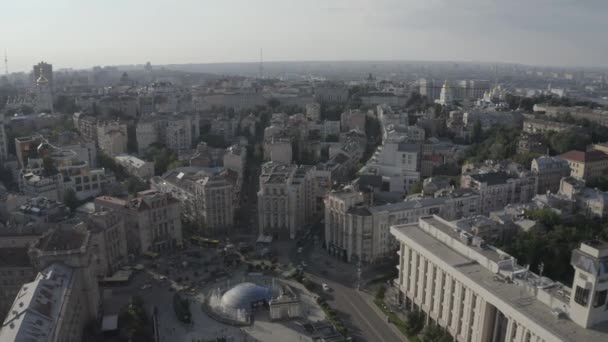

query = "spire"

[{"left": 3, "top": 49, "right": 7, "bottom": 76}]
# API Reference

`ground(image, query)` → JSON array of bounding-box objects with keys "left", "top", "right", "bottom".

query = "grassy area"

[{"left": 374, "top": 287, "right": 420, "bottom": 342}]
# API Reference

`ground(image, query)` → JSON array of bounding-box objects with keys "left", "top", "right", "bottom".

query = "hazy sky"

[{"left": 3, "top": 0, "right": 607, "bottom": 72}]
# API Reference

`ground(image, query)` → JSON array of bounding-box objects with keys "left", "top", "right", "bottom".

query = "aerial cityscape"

[{"left": 1, "top": 2, "right": 608, "bottom": 342}]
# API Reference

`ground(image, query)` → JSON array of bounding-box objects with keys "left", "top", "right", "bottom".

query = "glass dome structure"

[{"left": 220, "top": 282, "right": 272, "bottom": 310}]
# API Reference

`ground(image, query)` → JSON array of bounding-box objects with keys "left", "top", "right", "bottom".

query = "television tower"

[
  {"left": 3, "top": 49, "right": 7, "bottom": 76},
  {"left": 259, "top": 48, "right": 264, "bottom": 79}
]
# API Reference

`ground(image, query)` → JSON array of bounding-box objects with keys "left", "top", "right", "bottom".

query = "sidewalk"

[{"left": 357, "top": 289, "right": 409, "bottom": 342}]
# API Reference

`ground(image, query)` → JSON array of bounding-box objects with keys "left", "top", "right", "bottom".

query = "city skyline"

[{"left": 3, "top": 0, "right": 608, "bottom": 72}]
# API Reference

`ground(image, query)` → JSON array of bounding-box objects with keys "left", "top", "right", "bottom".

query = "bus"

[{"left": 190, "top": 236, "right": 221, "bottom": 248}]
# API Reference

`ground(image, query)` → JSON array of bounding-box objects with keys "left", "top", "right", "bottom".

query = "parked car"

[{"left": 322, "top": 283, "right": 330, "bottom": 292}]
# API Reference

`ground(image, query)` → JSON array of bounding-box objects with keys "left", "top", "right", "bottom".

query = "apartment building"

[
  {"left": 531, "top": 156, "right": 571, "bottom": 194},
  {"left": 150, "top": 167, "right": 234, "bottom": 236},
  {"left": 461, "top": 161, "right": 538, "bottom": 214},
  {"left": 391, "top": 215, "right": 608, "bottom": 342},
  {"left": 95, "top": 190, "right": 183, "bottom": 254},
  {"left": 560, "top": 150, "right": 608, "bottom": 181},
  {"left": 136, "top": 112, "right": 200, "bottom": 155},
  {"left": 114, "top": 154, "right": 155, "bottom": 180},
  {"left": 324, "top": 187, "right": 480, "bottom": 263},
  {"left": 96, "top": 120, "right": 128, "bottom": 157},
  {"left": 257, "top": 162, "right": 316, "bottom": 239}
]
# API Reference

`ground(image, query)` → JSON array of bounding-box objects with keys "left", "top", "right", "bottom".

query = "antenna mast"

[
  {"left": 3, "top": 49, "right": 7, "bottom": 76},
  {"left": 259, "top": 48, "right": 264, "bottom": 79}
]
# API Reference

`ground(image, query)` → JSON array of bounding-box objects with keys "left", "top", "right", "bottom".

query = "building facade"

[
  {"left": 96, "top": 120, "right": 128, "bottom": 157},
  {"left": 257, "top": 162, "right": 316, "bottom": 239},
  {"left": 391, "top": 215, "right": 608, "bottom": 342},
  {"left": 531, "top": 156, "right": 570, "bottom": 194},
  {"left": 95, "top": 190, "right": 183, "bottom": 254}
]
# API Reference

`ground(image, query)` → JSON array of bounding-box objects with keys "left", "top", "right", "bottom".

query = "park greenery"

[
  {"left": 118, "top": 296, "right": 154, "bottom": 342},
  {"left": 173, "top": 293, "right": 192, "bottom": 324},
  {"left": 501, "top": 208, "right": 608, "bottom": 285}
]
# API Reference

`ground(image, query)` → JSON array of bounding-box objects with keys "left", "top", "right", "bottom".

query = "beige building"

[
  {"left": 150, "top": 167, "right": 235, "bottom": 236},
  {"left": 86, "top": 211, "right": 128, "bottom": 277},
  {"left": 95, "top": 190, "right": 183, "bottom": 254},
  {"left": 391, "top": 215, "right": 608, "bottom": 342},
  {"left": 461, "top": 162, "right": 537, "bottom": 214},
  {"left": 96, "top": 120, "right": 128, "bottom": 157},
  {"left": 325, "top": 187, "right": 480, "bottom": 263},
  {"left": 560, "top": 150, "right": 608, "bottom": 181},
  {"left": 257, "top": 162, "right": 316, "bottom": 239},
  {"left": 523, "top": 118, "right": 578, "bottom": 134}
]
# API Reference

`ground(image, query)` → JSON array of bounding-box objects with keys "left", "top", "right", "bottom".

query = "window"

[
  {"left": 594, "top": 290, "right": 607, "bottom": 308},
  {"left": 575, "top": 286, "right": 590, "bottom": 306}
]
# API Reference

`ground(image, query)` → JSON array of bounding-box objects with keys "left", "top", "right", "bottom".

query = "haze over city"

[
  {"left": 3, "top": 0, "right": 608, "bottom": 71},
  {"left": 2, "top": 2, "right": 608, "bottom": 342}
]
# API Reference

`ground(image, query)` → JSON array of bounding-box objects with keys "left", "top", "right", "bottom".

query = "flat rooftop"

[
  {"left": 0, "top": 247, "right": 32, "bottom": 268},
  {"left": 391, "top": 217, "right": 608, "bottom": 341}
]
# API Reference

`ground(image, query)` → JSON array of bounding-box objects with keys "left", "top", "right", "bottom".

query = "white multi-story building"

[
  {"left": 96, "top": 120, "right": 128, "bottom": 157},
  {"left": 17, "top": 142, "right": 113, "bottom": 201},
  {"left": 150, "top": 168, "right": 234, "bottom": 236},
  {"left": 305, "top": 102, "right": 321, "bottom": 122},
  {"left": 325, "top": 187, "right": 480, "bottom": 263},
  {"left": 136, "top": 112, "right": 200, "bottom": 154},
  {"left": 391, "top": 215, "right": 608, "bottom": 342},
  {"left": 0, "top": 263, "right": 92, "bottom": 342},
  {"left": 359, "top": 142, "right": 421, "bottom": 194},
  {"left": 114, "top": 154, "right": 155, "bottom": 180},
  {"left": 257, "top": 162, "right": 316, "bottom": 239}
]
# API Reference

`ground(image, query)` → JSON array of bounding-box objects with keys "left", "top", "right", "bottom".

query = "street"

[{"left": 290, "top": 232, "right": 404, "bottom": 342}]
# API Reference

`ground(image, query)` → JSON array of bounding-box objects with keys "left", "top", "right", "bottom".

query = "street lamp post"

[{"left": 357, "top": 259, "right": 362, "bottom": 291}]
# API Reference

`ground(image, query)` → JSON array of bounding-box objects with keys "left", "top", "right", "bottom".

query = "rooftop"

[
  {"left": 0, "top": 263, "right": 74, "bottom": 342},
  {"left": 0, "top": 247, "right": 32, "bottom": 268},
  {"left": 38, "top": 228, "right": 86, "bottom": 252},
  {"left": 391, "top": 216, "right": 608, "bottom": 341},
  {"left": 560, "top": 150, "right": 608, "bottom": 163}
]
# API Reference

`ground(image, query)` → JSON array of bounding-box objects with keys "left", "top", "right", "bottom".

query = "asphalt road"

[{"left": 292, "top": 234, "right": 404, "bottom": 342}]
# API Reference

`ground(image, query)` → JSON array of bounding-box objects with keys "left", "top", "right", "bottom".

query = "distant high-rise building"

[
  {"left": 0, "top": 114, "right": 7, "bottom": 161},
  {"left": 35, "top": 75, "right": 53, "bottom": 112},
  {"left": 32, "top": 61, "right": 52, "bottom": 88}
]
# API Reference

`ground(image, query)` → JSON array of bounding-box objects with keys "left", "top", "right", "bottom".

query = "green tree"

[
  {"left": 409, "top": 181, "right": 423, "bottom": 194},
  {"left": 471, "top": 120, "right": 483, "bottom": 143},
  {"left": 63, "top": 189, "right": 79, "bottom": 212},
  {"left": 548, "top": 130, "right": 590, "bottom": 154},
  {"left": 173, "top": 293, "right": 191, "bottom": 323},
  {"left": 524, "top": 208, "right": 561, "bottom": 228},
  {"left": 421, "top": 324, "right": 452, "bottom": 342},
  {"left": 126, "top": 177, "right": 148, "bottom": 195},
  {"left": 42, "top": 157, "right": 57, "bottom": 176},
  {"left": 405, "top": 311, "right": 425, "bottom": 336},
  {"left": 267, "top": 98, "right": 281, "bottom": 110}
]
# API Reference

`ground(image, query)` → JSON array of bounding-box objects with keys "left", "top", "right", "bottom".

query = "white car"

[
  {"left": 322, "top": 283, "right": 330, "bottom": 291},
  {"left": 140, "top": 284, "right": 152, "bottom": 290},
  {"left": 297, "top": 247, "right": 303, "bottom": 253}
]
